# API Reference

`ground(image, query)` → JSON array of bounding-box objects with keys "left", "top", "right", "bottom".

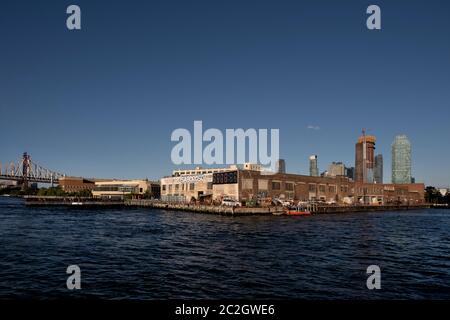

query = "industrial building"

[
  {"left": 160, "top": 164, "right": 424, "bottom": 205},
  {"left": 92, "top": 179, "right": 160, "bottom": 199},
  {"left": 58, "top": 176, "right": 96, "bottom": 193}
]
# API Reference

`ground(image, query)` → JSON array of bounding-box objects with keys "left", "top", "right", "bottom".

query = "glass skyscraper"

[
  {"left": 374, "top": 154, "right": 383, "bottom": 184},
  {"left": 391, "top": 135, "right": 412, "bottom": 184},
  {"left": 309, "top": 155, "right": 318, "bottom": 177}
]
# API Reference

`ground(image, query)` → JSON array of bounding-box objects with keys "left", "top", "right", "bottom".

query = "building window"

[
  {"left": 175, "top": 184, "right": 179, "bottom": 191},
  {"left": 168, "top": 185, "right": 172, "bottom": 192},
  {"left": 189, "top": 183, "right": 195, "bottom": 191},
  {"left": 309, "top": 184, "right": 316, "bottom": 192},
  {"left": 319, "top": 185, "right": 326, "bottom": 193},
  {"left": 258, "top": 179, "right": 268, "bottom": 191},
  {"left": 207, "top": 182, "right": 213, "bottom": 190},
  {"left": 243, "top": 179, "right": 253, "bottom": 190},
  {"left": 272, "top": 181, "right": 281, "bottom": 190},
  {"left": 329, "top": 185, "right": 336, "bottom": 193},
  {"left": 285, "top": 182, "right": 294, "bottom": 191}
]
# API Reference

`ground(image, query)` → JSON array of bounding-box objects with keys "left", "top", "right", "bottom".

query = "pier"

[
  {"left": 23, "top": 196, "right": 430, "bottom": 215},
  {"left": 125, "top": 199, "right": 286, "bottom": 216},
  {"left": 125, "top": 200, "right": 430, "bottom": 216}
]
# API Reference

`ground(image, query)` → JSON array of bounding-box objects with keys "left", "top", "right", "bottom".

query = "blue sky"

[{"left": 0, "top": 0, "right": 449, "bottom": 186}]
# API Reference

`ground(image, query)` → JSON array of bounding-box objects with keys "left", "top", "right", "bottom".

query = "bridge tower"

[{"left": 21, "top": 152, "right": 31, "bottom": 189}]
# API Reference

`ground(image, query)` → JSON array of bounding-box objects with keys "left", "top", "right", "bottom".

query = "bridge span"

[{"left": 0, "top": 152, "right": 65, "bottom": 186}]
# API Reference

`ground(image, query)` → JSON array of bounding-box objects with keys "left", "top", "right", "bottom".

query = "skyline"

[{"left": 1, "top": 0, "right": 450, "bottom": 186}]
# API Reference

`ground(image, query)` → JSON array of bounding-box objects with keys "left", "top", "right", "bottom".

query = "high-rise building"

[
  {"left": 309, "top": 155, "right": 319, "bottom": 177},
  {"left": 276, "top": 159, "right": 286, "bottom": 174},
  {"left": 392, "top": 135, "right": 412, "bottom": 184},
  {"left": 345, "top": 166, "right": 355, "bottom": 180},
  {"left": 355, "top": 132, "right": 376, "bottom": 183},
  {"left": 374, "top": 154, "right": 383, "bottom": 184},
  {"left": 328, "top": 162, "right": 345, "bottom": 177}
]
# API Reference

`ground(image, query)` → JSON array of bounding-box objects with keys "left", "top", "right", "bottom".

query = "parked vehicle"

[
  {"left": 221, "top": 198, "right": 241, "bottom": 207},
  {"left": 273, "top": 198, "right": 291, "bottom": 207}
]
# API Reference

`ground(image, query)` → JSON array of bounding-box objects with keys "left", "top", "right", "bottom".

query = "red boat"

[
  {"left": 285, "top": 205, "right": 311, "bottom": 216},
  {"left": 286, "top": 209, "right": 311, "bottom": 216}
]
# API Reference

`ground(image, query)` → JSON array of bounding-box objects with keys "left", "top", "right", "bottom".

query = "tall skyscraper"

[
  {"left": 355, "top": 132, "right": 376, "bottom": 183},
  {"left": 276, "top": 159, "right": 286, "bottom": 174},
  {"left": 309, "top": 155, "right": 318, "bottom": 177},
  {"left": 374, "top": 154, "right": 383, "bottom": 184},
  {"left": 392, "top": 135, "right": 412, "bottom": 184}
]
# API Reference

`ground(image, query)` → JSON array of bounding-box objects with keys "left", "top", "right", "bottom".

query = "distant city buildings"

[
  {"left": 355, "top": 133, "right": 376, "bottom": 183},
  {"left": 276, "top": 159, "right": 286, "bottom": 174},
  {"left": 309, "top": 155, "right": 319, "bottom": 177},
  {"left": 0, "top": 180, "right": 18, "bottom": 189},
  {"left": 392, "top": 135, "right": 412, "bottom": 184},
  {"left": 327, "top": 162, "right": 345, "bottom": 177},
  {"left": 374, "top": 154, "right": 383, "bottom": 184},
  {"left": 320, "top": 170, "right": 328, "bottom": 177},
  {"left": 345, "top": 166, "right": 355, "bottom": 181}
]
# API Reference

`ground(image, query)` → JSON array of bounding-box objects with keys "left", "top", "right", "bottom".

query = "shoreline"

[{"left": 19, "top": 196, "right": 433, "bottom": 216}]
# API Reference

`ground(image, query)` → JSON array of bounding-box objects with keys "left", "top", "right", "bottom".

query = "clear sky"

[{"left": 0, "top": 0, "right": 449, "bottom": 186}]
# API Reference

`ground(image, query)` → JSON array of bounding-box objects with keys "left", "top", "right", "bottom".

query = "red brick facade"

[{"left": 238, "top": 170, "right": 424, "bottom": 205}]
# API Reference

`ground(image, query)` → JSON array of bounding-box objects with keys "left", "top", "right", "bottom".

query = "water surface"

[{"left": 0, "top": 197, "right": 449, "bottom": 299}]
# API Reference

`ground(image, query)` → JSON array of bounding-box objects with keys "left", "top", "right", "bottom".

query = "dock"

[
  {"left": 23, "top": 196, "right": 430, "bottom": 216},
  {"left": 125, "top": 199, "right": 286, "bottom": 216},
  {"left": 125, "top": 199, "right": 430, "bottom": 215},
  {"left": 24, "top": 196, "right": 124, "bottom": 208}
]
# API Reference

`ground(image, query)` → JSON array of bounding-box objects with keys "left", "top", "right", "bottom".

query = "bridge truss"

[{"left": 0, "top": 152, "right": 65, "bottom": 186}]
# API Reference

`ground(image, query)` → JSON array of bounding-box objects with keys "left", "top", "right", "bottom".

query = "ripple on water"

[{"left": 0, "top": 197, "right": 449, "bottom": 299}]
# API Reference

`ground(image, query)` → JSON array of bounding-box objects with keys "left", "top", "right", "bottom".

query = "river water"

[{"left": 0, "top": 197, "right": 449, "bottom": 299}]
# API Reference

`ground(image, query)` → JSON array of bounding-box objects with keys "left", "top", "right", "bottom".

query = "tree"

[{"left": 425, "top": 186, "right": 443, "bottom": 204}]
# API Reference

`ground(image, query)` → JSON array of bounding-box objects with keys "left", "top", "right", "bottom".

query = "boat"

[
  {"left": 286, "top": 209, "right": 311, "bottom": 216},
  {"left": 285, "top": 205, "right": 311, "bottom": 216},
  {"left": 71, "top": 202, "right": 83, "bottom": 206}
]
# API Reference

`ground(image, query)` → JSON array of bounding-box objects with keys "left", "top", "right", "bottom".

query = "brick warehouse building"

[
  {"left": 58, "top": 176, "right": 96, "bottom": 193},
  {"left": 160, "top": 165, "right": 425, "bottom": 205}
]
